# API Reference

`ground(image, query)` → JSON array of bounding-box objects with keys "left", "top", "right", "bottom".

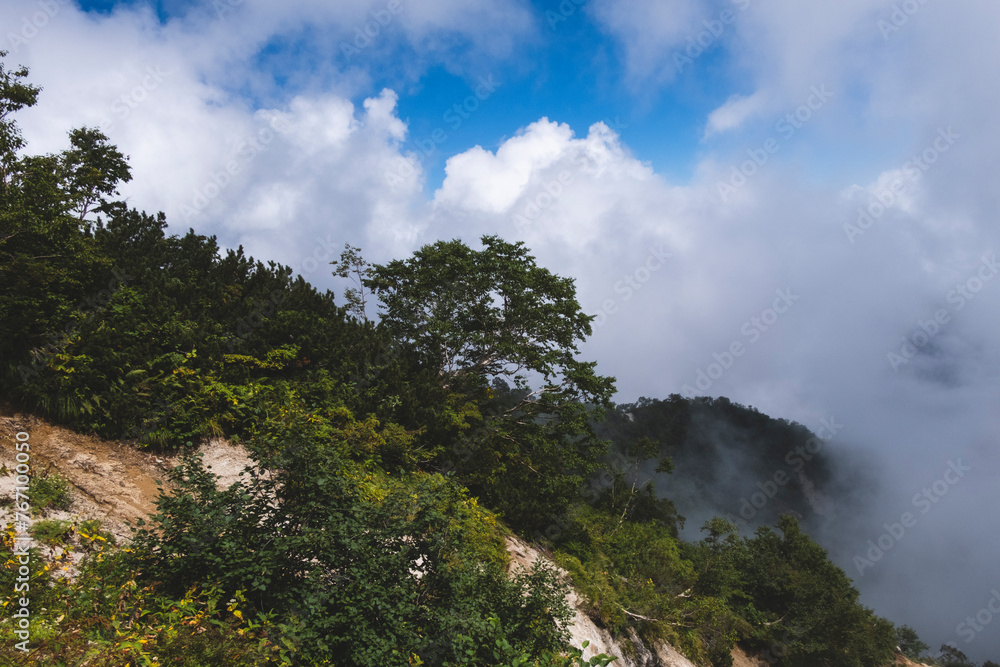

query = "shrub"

[
  {"left": 129, "top": 434, "right": 578, "bottom": 665},
  {"left": 28, "top": 467, "right": 72, "bottom": 513}
]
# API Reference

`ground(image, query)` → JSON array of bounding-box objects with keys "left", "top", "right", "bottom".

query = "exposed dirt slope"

[
  {"left": 730, "top": 646, "right": 768, "bottom": 667},
  {"left": 0, "top": 404, "right": 251, "bottom": 548}
]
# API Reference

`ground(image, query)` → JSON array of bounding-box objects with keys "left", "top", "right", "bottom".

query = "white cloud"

[
  {"left": 704, "top": 90, "right": 768, "bottom": 137},
  {"left": 434, "top": 118, "right": 575, "bottom": 213},
  {"left": 588, "top": 0, "right": 705, "bottom": 87}
]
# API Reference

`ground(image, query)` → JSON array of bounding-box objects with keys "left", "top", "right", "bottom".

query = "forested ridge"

[{"left": 1, "top": 52, "right": 990, "bottom": 667}]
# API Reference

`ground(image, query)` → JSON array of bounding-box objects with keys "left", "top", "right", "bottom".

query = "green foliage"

[
  {"left": 29, "top": 467, "right": 72, "bottom": 513},
  {"left": 0, "top": 561, "right": 291, "bottom": 665},
  {"left": 368, "top": 235, "right": 603, "bottom": 390},
  {"left": 552, "top": 505, "right": 744, "bottom": 666},
  {"left": 731, "top": 515, "right": 896, "bottom": 667},
  {"left": 368, "top": 235, "right": 617, "bottom": 532},
  {"left": 59, "top": 126, "right": 132, "bottom": 221},
  {"left": 0, "top": 50, "right": 40, "bottom": 185},
  {"left": 29, "top": 518, "right": 74, "bottom": 546},
  {"left": 331, "top": 242, "right": 372, "bottom": 321},
  {"left": 938, "top": 644, "right": 976, "bottom": 667},
  {"left": 129, "top": 433, "right": 576, "bottom": 665},
  {"left": 897, "top": 624, "right": 929, "bottom": 660}
]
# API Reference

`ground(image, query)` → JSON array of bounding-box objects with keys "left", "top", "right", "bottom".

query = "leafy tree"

[
  {"left": 735, "top": 515, "right": 896, "bottom": 667},
  {"left": 587, "top": 436, "right": 683, "bottom": 537},
  {"left": 0, "top": 170, "right": 114, "bottom": 400},
  {"left": 938, "top": 644, "right": 975, "bottom": 667},
  {"left": 330, "top": 242, "right": 372, "bottom": 321},
  {"left": 368, "top": 235, "right": 616, "bottom": 531},
  {"left": 896, "top": 624, "right": 929, "bottom": 660},
  {"left": 0, "top": 50, "right": 39, "bottom": 189},
  {"left": 59, "top": 126, "right": 132, "bottom": 221},
  {"left": 368, "top": 235, "right": 609, "bottom": 394},
  {"left": 692, "top": 517, "right": 745, "bottom": 601}
]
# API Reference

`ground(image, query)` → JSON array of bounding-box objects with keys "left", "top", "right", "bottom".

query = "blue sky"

[
  {"left": 5, "top": 0, "right": 1000, "bottom": 662},
  {"left": 68, "top": 0, "right": 802, "bottom": 188}
]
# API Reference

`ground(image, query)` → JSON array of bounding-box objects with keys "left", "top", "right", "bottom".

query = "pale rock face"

[{"left": 504, "top": 535, "right": 697, "bottom": 667}]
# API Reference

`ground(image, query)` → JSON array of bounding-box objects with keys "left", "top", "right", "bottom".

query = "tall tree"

[
  {"left": 896, "top": 624, "right": 929, "bottom": 661},
  {"left": 59, "top": 127, "right": 132, "bottom": 222},
  {"left": 0, "top": 50, "right": 39, "bottom": 191},
  {"left": 368, "top": 235, "right": 611, "bottom": 398},
  {"left": 367, "top": 235, "right": 616, "bottom": 531},
  {"left": 330, "top": 242, "right": 372, "bottom": 321},
  {"left": 0, "top": 54, "right": 115, "bottom": 395}
]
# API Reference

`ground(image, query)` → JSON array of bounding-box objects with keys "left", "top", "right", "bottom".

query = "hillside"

[
  {"left": 0, "top": 405, "right": 714, "bottom": 666},
  {"left": 596, "top": 395, "right": 840, "bottom": 534},
  {"left": 0, "top": 405, "right": 926, "bottom": 667},
  {"left": 0, "top": 404, "right": 251, "bottom": 546}
]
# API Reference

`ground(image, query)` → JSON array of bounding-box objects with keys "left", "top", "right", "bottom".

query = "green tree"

[
  {"left": 330, "top": 242, "right": 372, "bottom": 321},
  {"left": 896, "top": 624, "right": 929, "bottom": 661},
  {"left": 59, "top": 126, "right": 132, "bottom": 221},
  {"left": 0, "top": 56, "right": 119, "bottom": 397},
  {"left": 693, "top": 517, "right": 744, "bottom": 601},
  {"left": 367, "top": 235, "right": 616, "bottom": 531},
  {"left": 938, "top": 644, "right": 975, "bottom": 667},
  {"left": 0, "top": 50, "right": 39, "bottom": 189},
  {"left": 736, "top": 515, "right": 896, "bottom": 667},
  {"left": 368, "top": 235, "right": 608, "bottom": 394}
]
